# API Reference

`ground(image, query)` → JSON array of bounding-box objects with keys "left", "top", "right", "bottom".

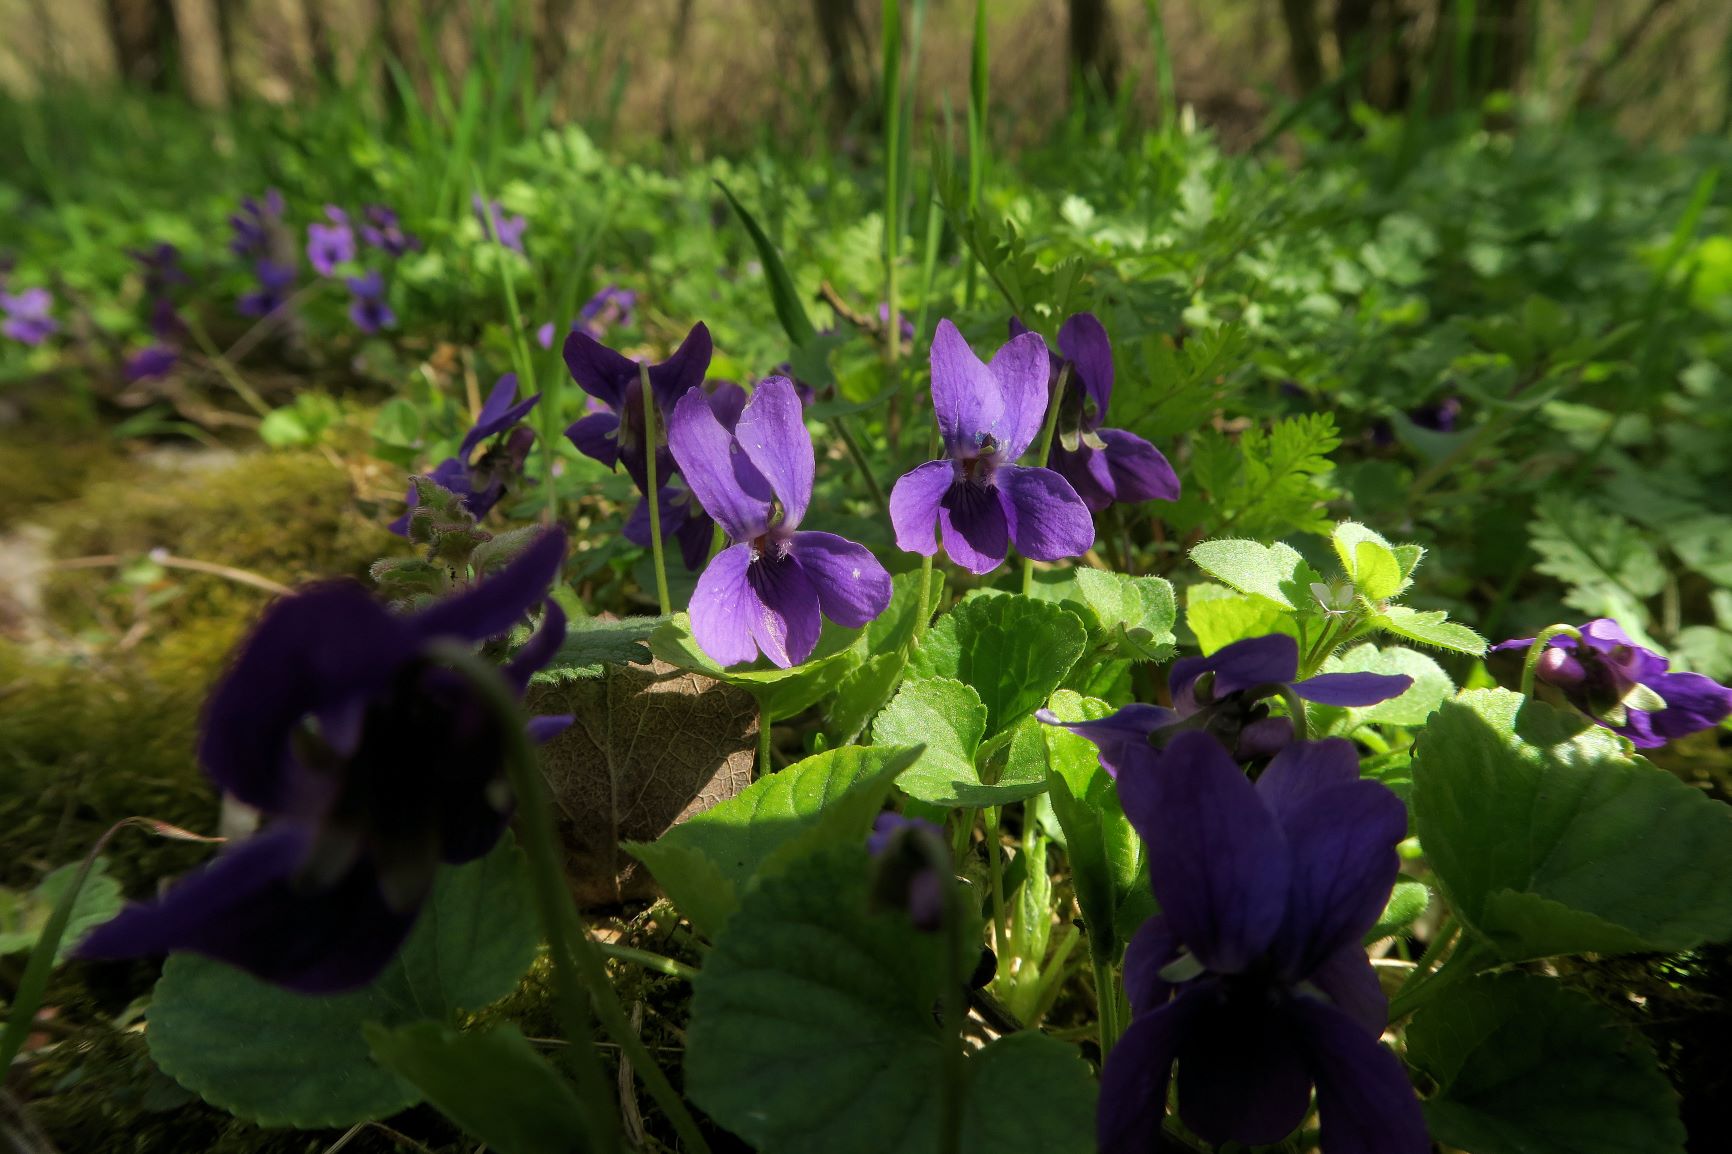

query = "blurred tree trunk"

[
  {"left": 169, "top": 0, "right": 228, "bottom": 106},
  {"left": 1334, "top": 0, "right": 1412, "bottom": 111},
  {"left": 1279, "top": 0, "right": 1324, "bottom": 95},
  {"left": 105, "top": 0, "right": 176, "bottom": 88},
  {"left": 1432, "top": 0, "right": 1532, "bottom": 108},
  {"left": 1067, "top": 0, "right": 1120, "bottom": 99},
  {"left": 540, "top": 0, "right": 577, "bottom": 102},
  {"left": 810, "top": 0, "right": 871, "bottom": 125}
]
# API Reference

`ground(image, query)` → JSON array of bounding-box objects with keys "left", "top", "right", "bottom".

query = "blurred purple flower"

[
  {"left": 238, "top": 259, "right": 296, "bottom": 318},
  {"left": 472, "top": 196, "right": 527, "bottom": 254},
  {"left": 1410, "top": 395, "right": 1462, "bottom": 433},
  {"left": 359, "top": 204, "right": 420, "bottom": 257},
  {"left": 130, "top": 243, "right": 188, "bottom": 297},
  {"left": 77, "top": 531, "right": 571, "bottom": 993},
  {"left": 125, "top": 344, "right": 179, "bottom": 382},
  {"left": 668, "top": 376, "right": 891, "bottom": 668},
  {"left": 1098, "top": 732, "right": 1427, "bottom": 1154},
  {"left": 1, "top": 287, "right": 57, "bottom": 345},
  {"left": 229, "top": 189, "right": 285, "bottom": 260},
  {"left": 889, "top": 319, "right": 1094, "bottom": 574},
  {"left": 867, "top": 812, "right": 948, "bottom": 932},
  {"left": 308, "top": 208, "right": 357, "bottom": 277},
  {"left": 1494, "top": 618, "right": 1732, "bottom": 748},
  {"left": 390, "top": 373, "right": 540, "bottom": 535},
  {"left": 537, "top": 285, "right": 639, "bottom": 350},
  {"left": 1042, "top": 633, "right": 1412, "bottom": 770},
  {"left": 1010, "top": 314, "right": 1180, "bottom": 513},
  {"left": 346, "top": 270, "right": 396, "bottom": 334}
]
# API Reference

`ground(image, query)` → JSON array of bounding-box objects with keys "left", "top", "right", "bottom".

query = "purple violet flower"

[
  {"left": 76, "top": 531, "right": 573, "bottom": 993},
  {"left": 359, "top": 204, "right": 420, "bottom": 257},
  {"left": 1042, "top": 633, "right": 1412, "bottom": 770},
  {"left": 668, "top": 376, "right": 892, "bottom": 668},
  {"left": 1098, "top": 732, "right": 1428, "bottom": 1154},
  {"left": 390, "top": 373, "right": 540, "bottom": 535},
  {"left": 472, "top": 196, "right": 527, "bottom": 254},
  {"left": 130, "top": 243, "right": 188, "bottom": 297},
  {"left": 125, "top": 344, "right": 179, "bottom": 382},
  {"left": 238, "top": 259, "right": 296, "bottom": 318},
  {"left": 307, "top": 207, "right": 357, "bottom": 276},
  {"left": 615, "top": 381, "right": 746, "bottom": 572},
  {"left": 1, "top": 287, "right": 58, "bottom": 345},
  {"left": 889, "top": 319, "right": 1096, "bottom": 574},
  {"left": 229, "top": 189, "right": 285, "bottom": 260},
  {"left": 1410, "top": 395, "right": 1462, "bottom": 433},
  {"left": 1009, "top": 314, "right": 1180, "bottom": 512},
  {"left": 346, "top": 269, "right": 396, "bottom": 334},
  {"left": 563, "top": 322, "right": 712, "bottom": 496},
  {"left": 537, "top": 285, "right": 640, "bottom": 351},
  {"left": 1493, "top": 618, "right": 1732, "bottom": 747}
]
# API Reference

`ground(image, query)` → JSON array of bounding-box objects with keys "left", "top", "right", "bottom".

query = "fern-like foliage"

[{"left": 1170, "top": 413, "right": 1340, "bottom": 540}]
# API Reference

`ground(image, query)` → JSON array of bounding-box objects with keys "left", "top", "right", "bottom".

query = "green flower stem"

[
  {"left": 1093, "top": 955, "right": 1122, "bottom": 1058},
  {"left": 595, "top": 941, "right": 699, "bottom": 982},
  {"left": 834, "top": 414, "right": 890, "bottom": 514},
  {"left": 182, "top": 313, "right": 274, "bottom": 419},
  {"left": 1020, "top": 363, "right": 1071, "bottom": 595},
  {"left": 984, "top": 806, "right": 1010, "bottom": 977},
  {"left": 757, "top": 706, "right": 774, "bottom": 777},
  {"left": 637, "top": 362, "right": 673, "bottom": 616},
  {"left": 1387, "top": 932, "right": 1496, "bottom": 1022},
  {"left": 1276, "top": 684, "right": 1311, "bottom": 743},
  {"left": 429, "top": 642, "right": 712, "bottom": 1154},
  {"left": 913, "top": 421, "right": 944, "bottom": 647},
  {"left": 1520, "top": 624, "right": 1584, "bottom": 698}
]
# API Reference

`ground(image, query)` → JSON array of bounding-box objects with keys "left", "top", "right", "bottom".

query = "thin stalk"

[
  {"left": 1388, "top": 933, "right": 1494, "bottom": 1022},
  {"left": 882, "top": 0, "right": 904, "bottom": 371},
  {"left": 1093, "top": 956, "right": 1121, "bottom": 1057},
  {"left": 182, "top": 315, "right": 273, "bottom": 419},
  {"left": 912, "top": 421, "right": 943, "bottom": 646},
  {"left": 1020, "top": 363, "right": 1071, "bottom": 594},
  {"left": 595, "top": 941, "right": 699, "bottom": 982},
  {"left": 1521, "top": 625, "right": 1583, "bottom": 697},
  {"left": 428, "top": 642, "right": 713, "bottom": 1154},
  {"left": 965, "top": 0, "right": 989, "bottom": 307},
  {"left": 835, "top": 415, "right": 890, "bottom": 513},
  {"left": 638, "top": 362, "right": 673, "bottom": 615},
  {"left": 758, "top": 707, "right": 774, "bottom": 777},
  {"left": 984, "top": 807, "right": 1010, "bottom": 975}
]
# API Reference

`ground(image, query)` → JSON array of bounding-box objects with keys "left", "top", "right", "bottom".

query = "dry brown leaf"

[{"left": 531, "top": 659, "right": 757, "bottom": 906}]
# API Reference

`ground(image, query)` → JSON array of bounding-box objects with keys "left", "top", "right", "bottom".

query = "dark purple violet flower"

[
  {"left": 1041, "top": 633, "right": 1412, "bottom": 770},
  {"left": 346, "top": 270, "right": 396, "bottom": 334},
  {"left": 308, "top": 208, "right": 357, "bottom": 277},
  {"left": 1493, "top": 618, "right": 1732, "bottom": 748},
  {"left": 76, "top": 531, "right": 573, "bottom": 993},
  {"left": 668, "top": 376, "right": 892, "bottom": 668},
  {"left": 1098, "top": 732, "right": 1427, "bottom": 1154},
  {"left": 1, "top": 287, "right": 57, "bottom": 345},
  {"left": 238, "top": 259, "right": 296, "bottom": 318},
  {"left": 1009, "top": 314, "right": 1179, "bottom": 513},
  {"left": 229, "top": 189, "right": 285, "bottom": 260},
  {"left": 390, "top": 373, "right": 540, "bottom": 535},
  {"left": 562, "top": 322, "right": 712, "bottom": 496},
  {"left": 867, "top": 812, "right": 948, "bottom": 932},
  {"left": 889, "top": 319, "right": 1095, "bottom": 574},
  {"left": 1409, "top": 395, "right": 1462, "bottom": 433},
  {"left": 130, "top": 243, "right": 188, "bottom": 297},
  {"left": 472, "top": 196, "right": 527, "bottom": 254},
  {"left": 359, "top": 204, "right": 420, "bottom": 257},
  {"left": 125, "top": 344, "right": 179, "bottom": 382}
]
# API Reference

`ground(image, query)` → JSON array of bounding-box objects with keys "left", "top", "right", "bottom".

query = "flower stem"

[
  {"left": 1020, "top": 363, "right": 1071, "bottom": 595},
  {"left": 638, "top": 362, "right": 673, "bottom": 616},
  {"left": 1093, "top": 955, "right": 1122, "bottom": 1058},
  {"left": 1520, "top": 624, "right": 1583, "bottom": 697},
  {"left": 596, "top": 941, "right": 699, "bottom": 982},
  {"left": 1276, "top": 684, "right": 1311, "bottom": 742},
  {"left": 835, "top": 414, "right": 889, "bottom": 514},
  {"left": 429, "top": 642, "right": 712, "bottom": 1154},
  {"left": 757, "top": 706, "right": 774, "bottom": 777},
  {"left": 984, "top": 807, "right": 1009, "bottom": 979},
  {"left": 1387, "top": 932, "right": 1496, "bottom": 1022}
]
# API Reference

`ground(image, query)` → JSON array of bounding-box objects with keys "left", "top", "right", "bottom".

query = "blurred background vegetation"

[{"left": 3, "top": 0, "right": 1731, "bottom": 149}]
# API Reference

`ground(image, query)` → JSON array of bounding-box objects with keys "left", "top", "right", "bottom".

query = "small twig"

[{"left": 49, "top": 552, "right": 292, "bottom": 597}]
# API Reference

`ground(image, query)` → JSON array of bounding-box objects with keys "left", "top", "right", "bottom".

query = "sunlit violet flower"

[
  {"left": 472, "top": 196, "right": 527, "bottom": 254},
  {"left": 1009, "top": 314, "right": 1180, "bottom": 512},
  {"left": 347, "top": 270, "right": 395, "bottom": 334},
  {"left": 1099, "top": 732, "right": 1427, "bottom": 1154},
  {"left": 615, "top": 381, "right": 746, "bottom": 571},
  {"left": 359, "top": 204, "right": 420, "bottom": 257},
  {"left": 308, "top": 207, "right": 357, "bottom": 276},
  {"left": 390, "top": 373, "right": 539, "bottom": 535},
  {"left": 867, "top": 812, "right": 948, "bottom": 932},
  {"left": 1, "top": 287, "right": 57, "bottom": 345},
  {"left": 563, "top": 322, "right": 712, "bottom": 496},
  {"left": 229, "top": 189, "right": 285, "bottom": 259},
  {"left": 238, "top": 259, "right": 296, "bottom": 317},
  {"left": 890, "top": 319, "right": 1095, "bottom": 574},
  {"left": 125, "top": 344, "right": 179, "bottom": 382},
  {"left": 77, "top": 532, "right": 573, "bottom": 993},
  {"left": 1041, "top": 633, "right": 1412, "bottom": 770},
  {"left": 1493, "top": 618, "right": 1732, "bottom": 748},
  {"left": 669, "top": 376, "right": 892, "bottom": 668}
]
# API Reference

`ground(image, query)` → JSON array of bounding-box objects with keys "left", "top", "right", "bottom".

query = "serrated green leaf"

[
  {"left": 1318, "top": 644, "right": 1455, "bottom": 729},
  {"left": 366, "top": 1022, "right": 595, "bottom": 1154},
  {"left": 1352, "top": 540, "right": 1404, "bottom": 600},
  {"left": 1408, "top": 973, "right": 1685, "bottom": 1154},
  {"left": 1412, "top": 689, "right": 1732, "bottom": 960},
  {"left": 907, "top": 595, "right": 1087, "bottom": 737},
  {"left": 1184, "top": 582, "right": 1300, "bottom": 653},
  {"left": 618, "top": 842, "right": 738, "bottom": 939},
  {"left": 147, "top": 838, "right": 539, "bottom": 1127},
  {"left": 0, "top": 857, "right": 121, "bottom": 963},
  {"left": 1040, "top": 691, "right": 1141, "bottom": 964},
  {"left": 1029, "top": 568, "right": 1177, "bottom": 662},
  {"left": 1366, "top": 879, "right": 1430, "bottom": 942},
  {"left": 530, "top": 615, "right": 663, "bottom": 684},
  {"left": 1188, "top": 539, "right": 1317, "bottom": 610},
  {"left": 826, "top": 569, "right": 946, "bottom": 741},
  {"left": 1529, "top": 496, "right": 1666, "bottom": 636},
  {"left": 685, "top": 847, "right": 1094, "bottom": 1154},
  {"left": 649, "top": 612, "right": 863, "bottom": 721},
  {"left": 1374, "top": 605, "right": 1487, "bottom": 655},
  {"left": 874, "top": 677, "right": 1042, "bottom": 806}
]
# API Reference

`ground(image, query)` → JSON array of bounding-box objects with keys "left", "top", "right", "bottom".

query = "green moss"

[
  {"left": 41, "top": 449, "right": 404, "bottom": 638},
  {"left": 0, "top": 430, "right": 124, "bottom": 530}
]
